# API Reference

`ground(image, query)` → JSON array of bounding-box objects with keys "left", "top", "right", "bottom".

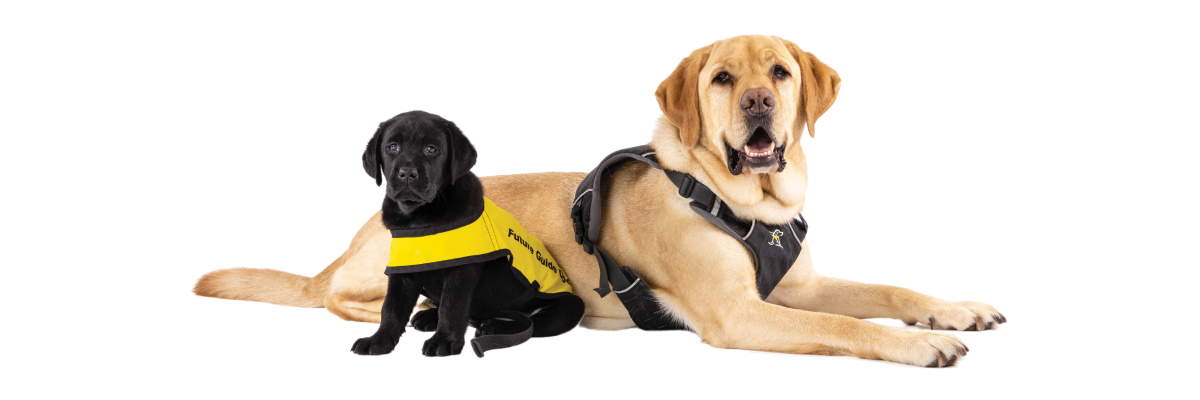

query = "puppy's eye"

[
  {"left": 386, "top": 143, "right": 399, "bottom": 153},
  {"left": 712, "top": 72, "right": 732, "bottom": 84},
  {"left": 773, "top": 66, "right": 790, "bottom": 79},
  {"left": 424, "top": 145, "right": 438, "bottom": 155}
]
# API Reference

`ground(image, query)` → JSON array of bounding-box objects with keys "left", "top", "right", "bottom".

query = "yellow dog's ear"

[
  {"left": 656, "top": 46, "right": 712, "bottom": 148},
  {"left": 784, "top": 41, "right": 840, "bottom": 138}
]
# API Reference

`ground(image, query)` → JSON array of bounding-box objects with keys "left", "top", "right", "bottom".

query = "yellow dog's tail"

[{"left": 193, "top": 268, "right": 325, "bottom": 308}]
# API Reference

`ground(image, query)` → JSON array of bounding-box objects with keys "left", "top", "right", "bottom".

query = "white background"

[{"left": 3, "top": 1, "right": 1197, "bottom": 398}]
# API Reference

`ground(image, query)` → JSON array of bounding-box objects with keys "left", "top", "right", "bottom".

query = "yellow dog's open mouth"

[{"left": 728, "top": 126, "right": 785, "bottom": 175}]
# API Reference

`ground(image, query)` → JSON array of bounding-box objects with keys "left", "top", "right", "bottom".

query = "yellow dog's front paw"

[
  {"left": 906, "top": 301, "right": 1006, "bottom": 331},
  {"left": 877, "top": 331, "right": 969, "bottom": 367}
]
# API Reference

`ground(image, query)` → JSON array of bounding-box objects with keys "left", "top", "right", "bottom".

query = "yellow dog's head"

[{"left": 652, "top": 35, "right": 840, "bottom": 223}]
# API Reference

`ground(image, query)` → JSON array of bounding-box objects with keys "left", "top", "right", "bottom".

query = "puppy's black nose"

[
  {"left": 396, "top": 167, "right": 419, "bottom": 182},
  {"left": 740, "top": 87, "right": 775, "bottom": 117}
]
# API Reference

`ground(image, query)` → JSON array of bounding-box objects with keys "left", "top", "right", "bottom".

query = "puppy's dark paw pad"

[
  {"left": 351, "top": 335, "right": 397, "bottom": 356},
  {"left": 411, "top": 309, "right": 439, "bottom": 332},
  {"left": 422, "top": 332, "right": 465, "bottom": 357}
]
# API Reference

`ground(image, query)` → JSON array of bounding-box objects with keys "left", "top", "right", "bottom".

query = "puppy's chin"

[
  {"left": 387, "top": 193, "right": 434, "bottom": 214},
  {"left": 393, "top": 199, "right": 427, "bottom": 214}
]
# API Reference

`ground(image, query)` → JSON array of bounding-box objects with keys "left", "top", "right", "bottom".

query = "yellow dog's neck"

[{"left": 649, "top": 116, "right": 807, "bottom": 225}]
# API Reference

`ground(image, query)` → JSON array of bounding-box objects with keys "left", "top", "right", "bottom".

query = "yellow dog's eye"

[
  {"left": 713, "top": 72, "right": 732, "bottom": 84},
  {"left": 773, "top": 66, "right": 789, "bottom": 79}
]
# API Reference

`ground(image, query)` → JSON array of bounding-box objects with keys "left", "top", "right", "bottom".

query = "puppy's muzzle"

[{"left": 740, "top": 87, "right": 774, "bottom": 117}]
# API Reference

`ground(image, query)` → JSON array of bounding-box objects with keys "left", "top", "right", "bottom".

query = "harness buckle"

[
  {"left": 677, "top": 174, "right": 696, "bottom": 198},
  {"left": 570, "top": 206, "right": 584, "bottom": 244}
]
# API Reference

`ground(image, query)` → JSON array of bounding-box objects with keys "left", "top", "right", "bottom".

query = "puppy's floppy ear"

[
  {"left": 783, "top": 40, "right": 841, "bottom": 138},
  {"left": 363, "top": 121, "right": 387, "bottom": 186},
  {"left": 656, "top": 45, "right": 712, "bottom": 149},
  {"left": 442, "top": 119, "right": 476, "bottom": 184}
]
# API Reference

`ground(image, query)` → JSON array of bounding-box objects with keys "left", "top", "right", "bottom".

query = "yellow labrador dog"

[{"left": 196, "top": 35, "right": 1004, "bottom": 367}]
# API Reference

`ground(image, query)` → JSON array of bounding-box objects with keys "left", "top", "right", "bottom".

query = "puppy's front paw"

[
  {"left": 878, "top": 331, "right": 969, "bottom": 368},
  {"left": 910, "top": 301, "right": 1006, "bottom": 331},
  {"left": 422, "top": 331, "right": 465, "bottom": 357},
  {"left": 350, "top": 335, "right": 397, "bottom": 356},
  {"left": 411, "top": 308, "right": 438, "bottom": 332}
]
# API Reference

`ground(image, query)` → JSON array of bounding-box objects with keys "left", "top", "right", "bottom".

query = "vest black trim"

[
  {"left": 387, "top": 206, "right": 484, "bottom": 238},
  {"left": 570, "top": 145, "right": 808, "bottom": 331}
]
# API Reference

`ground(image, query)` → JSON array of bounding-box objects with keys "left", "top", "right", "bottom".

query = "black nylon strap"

[
  {"left": 591, "top": 245, "right": 632, "bottom": 298},
  {"left": 470, "top": 310, "right": 534, "bottom": 357},
  {"left": 592, "top": 251, "right": 610, "bottom": 297},
  {"left": 613, "top": 266, "right": 688, "bottom": 331},
  {"left": 663, "top": 170, "right": 718, "bottom": 212}
]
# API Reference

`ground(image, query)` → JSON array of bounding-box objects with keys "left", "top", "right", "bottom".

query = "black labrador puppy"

[{"left": 351, "top": 111, "right": 584, "bottom": 357}]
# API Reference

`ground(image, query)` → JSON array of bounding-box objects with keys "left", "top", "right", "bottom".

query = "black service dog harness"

[{"left": 570, "top": 145, "right": 808, "bottom": 331}]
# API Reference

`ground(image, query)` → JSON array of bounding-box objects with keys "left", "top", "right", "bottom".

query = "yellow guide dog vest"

[{"left": 386, "top": 198, "right": 572, "bottom": 297}]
